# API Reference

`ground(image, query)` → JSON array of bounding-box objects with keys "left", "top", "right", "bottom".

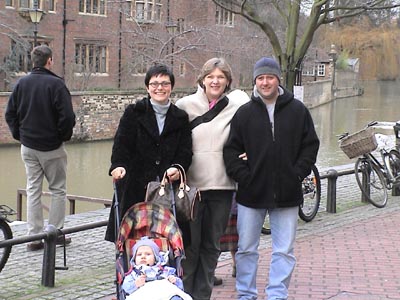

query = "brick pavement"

[
  {"left": 211, "top": 198, "right": 400, "bottom": 300},
  {"left": 1, "top": 185, "right": 400, "bottom": 300}
]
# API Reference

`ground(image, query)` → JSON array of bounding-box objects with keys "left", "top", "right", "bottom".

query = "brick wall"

[
  {"left": 0, "top": 90, "right": 193, "bottom": 145},
  {"left": 1, "top": 78, "right": 360, "bottom": 145}
]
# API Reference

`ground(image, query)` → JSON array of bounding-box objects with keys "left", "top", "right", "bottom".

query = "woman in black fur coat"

[{"left": 105, "top": 64, "right": 192, "bottom": 242}]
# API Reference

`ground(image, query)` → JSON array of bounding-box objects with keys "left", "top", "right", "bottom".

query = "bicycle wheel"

[
  {"left": 386, "top": 150, "right": 400, "bottom": 182},
  {"left": 299, "top": 165, "right": 321, "bottom": 222},
  {"left": 354, "top": 158, "right": 388, "bottom": 208},
  {"left": 0, "top": 218, "right": 13, "bottom": 272}
]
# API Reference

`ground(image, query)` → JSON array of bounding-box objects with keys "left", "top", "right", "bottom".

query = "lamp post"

[
  {"left": 29, "top": 3, "right": 43, "bottom": 47},
  {"left": 328, "top": 44, "right": 338, "bottom": 96},
  {"left": 166, "top": 21, "right": 177, "bottom": 69}
]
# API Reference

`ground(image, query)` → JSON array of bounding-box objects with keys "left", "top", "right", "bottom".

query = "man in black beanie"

[{"left": 223, "top": 57, "right": 319, "bottom": 300}]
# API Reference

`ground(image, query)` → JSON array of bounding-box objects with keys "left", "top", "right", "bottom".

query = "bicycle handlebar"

[{"left": 338, "top": 120, "right": 379, "bottom": 141}]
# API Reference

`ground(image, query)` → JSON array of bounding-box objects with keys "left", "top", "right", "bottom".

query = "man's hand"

[{"left": 239, "top": 153, "right": 248, "bottom": 161}]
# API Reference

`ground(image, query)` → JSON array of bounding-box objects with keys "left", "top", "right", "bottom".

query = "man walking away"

[{"left": 5, "top": 45, "right": 76, "bottom": 251}]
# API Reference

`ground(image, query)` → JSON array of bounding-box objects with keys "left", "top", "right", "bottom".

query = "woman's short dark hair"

[
  {"left": 197, "top": 57, "right": 233, "bottom": 93},
  {"left": 31, "top": 45, "right": 52, "bottom": 68},
  {"left": 145, "top": 64, "right": 175, "bottom": 88}
]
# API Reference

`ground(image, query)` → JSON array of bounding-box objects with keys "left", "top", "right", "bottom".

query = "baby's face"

[{"left": 134, "top": 245, "right": 156, "bottom": 266}]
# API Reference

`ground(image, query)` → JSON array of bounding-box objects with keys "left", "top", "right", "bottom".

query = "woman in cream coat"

[{"left": 176, "top": 58, "right": 249, "bottom": 300}]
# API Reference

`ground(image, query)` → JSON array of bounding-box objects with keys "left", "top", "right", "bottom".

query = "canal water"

[{"left": 1, "top": 81, "right": 400, "bottom": 215}]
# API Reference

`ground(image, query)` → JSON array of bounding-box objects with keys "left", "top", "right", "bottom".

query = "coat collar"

[
  {"left": 251, "top": 85, "right": 293, "bottom": 111},
  {"left": 136, "top": 97, "right": 186, "bottom": 139}
]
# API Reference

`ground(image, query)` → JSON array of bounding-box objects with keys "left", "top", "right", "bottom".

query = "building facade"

[{"left": 0, "top": 0, "right": 267, "bottom": 91}]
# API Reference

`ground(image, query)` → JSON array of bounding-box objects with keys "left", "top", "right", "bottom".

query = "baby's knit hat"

[
  {"left": 253, "top": 57, "right": 281, "bottom": 82},
  {"left": 131, "top": 236, "right": 160, "bottom": 263}
]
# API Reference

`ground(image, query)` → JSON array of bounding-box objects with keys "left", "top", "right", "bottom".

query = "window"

[
  {"left": 132, "top": 0, "right": 162, "bottom": 22},
  {"left": 131, "top": 46, "right": 153, "bottom": 74},
  {"left": 75, "top": 43, "right": 107, "bottom": 73},
  {"left": 177, "top": 18, "right": 184, "bottom": 34},
  {"left": 178, "top": 62, "right": 185, "bottom": 76},
  {"left": 6, "top": 0, "right": 14, "bottom": 7},
  {"left": 302, "top": 64, "right": 325, "bottom": 77},
  {"left": 9, "top": 39, "right": 49, "bottom": 73},
  {"left": 317, "top": 64, "right": 326, "bottom": 76},
  {"left": 48, "top": 0, "right": 56, "bottom": 11},
  {"left": 215, "top": 5, "right": 234, "bottom": 26},
  {"left": 79, "top": 0, "right": 106, "bottom": 15},
  {"left": 302, "top": 65, "right": 314, "bottom": 76},
  {"left": 19, "top": 0, "right": 41, "bottom": 8},
  {"left": 10, "top": 40, "right": 32, "bottom": 73}
]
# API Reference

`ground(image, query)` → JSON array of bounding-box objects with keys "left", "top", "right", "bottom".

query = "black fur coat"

[{"left": 105, "top": 97, "right": 192, "bottom": 242}]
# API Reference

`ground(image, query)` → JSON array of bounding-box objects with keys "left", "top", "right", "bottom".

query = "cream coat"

[{"left": 176, "top": 86, "right": 249, "bottom": 191}]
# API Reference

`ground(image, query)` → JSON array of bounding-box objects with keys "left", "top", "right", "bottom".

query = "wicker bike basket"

[{"left": 339, "top": 127, "right": 378, "bottom": 159}]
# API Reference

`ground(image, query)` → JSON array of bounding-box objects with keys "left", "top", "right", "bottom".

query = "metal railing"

[
  {"left": 16, "top": 189, "right": 112, "bottom": 221},
  {"left": 0, "top": 190, "right": 112, "bottom": 287},
  {"left": 0, "top": 221, "right": 107, "bottom": 287},
  {"left": 3, "top": 158, "right": 398, "bottom": 288},
  {"left": 320, "top": 165, "right": 356, "bottom": 213}
]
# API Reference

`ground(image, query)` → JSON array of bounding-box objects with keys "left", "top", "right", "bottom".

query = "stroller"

[{"left": 114, "top": 199, "right": 187, "bottom": 300}]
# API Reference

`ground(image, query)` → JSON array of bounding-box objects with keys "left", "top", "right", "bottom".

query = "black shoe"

[
  {"left": 213, "top": 276, "right": 223, "bottom": 286},
  {"left": 27, "top": 241, "right": 44, "bottom": 251},
  {"left": 261, "top": 227, "right": 271, "bottom": 235},
  {"left": 56, "top": 236, "right": 71, "bottom": 245},
  {"left": 232, "top": 265, "right": 236, "bottom": 278}
]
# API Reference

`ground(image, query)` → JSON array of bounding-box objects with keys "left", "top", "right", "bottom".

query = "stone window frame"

[
  {"left": 78, "top": 0, "right": 106, "bottom": 15},
  {"left": 48, "top": 0, "right": 56, "bottom": 12},
  {"left": 215, "top": 4, "right": 235, "bottom": 27},
  {"left": 19, "top": 0, "right": 42, "bottom": 9},
  {"left": 317, "top": 64, "right": 326, "bottom": 77},
  {"left": 9, "top": 39, "right": 50, "bottom": 75},
  {"left": 74, "top": 41, "right": 108, "bottom": 75},
  {"left": 130, "top": 0, "right": 162, "bottom": 23},
  {"left": 130, "top": 45, "right": 154, "bottom": 75}
]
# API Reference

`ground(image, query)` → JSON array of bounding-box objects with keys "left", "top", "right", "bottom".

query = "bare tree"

[
  {"left": 108, "top": 0, "right": 268, "bottom": 89},
  {"left": 213, "top": 0, "right": 400, "bottom": 91}
]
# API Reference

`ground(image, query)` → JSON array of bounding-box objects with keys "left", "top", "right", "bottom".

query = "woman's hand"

[
  {"left": 111, "top": 167, "right": 126, "bottom": 180},
  {"left": 166, "top": 167, "right": 180, "bottom": 182}
]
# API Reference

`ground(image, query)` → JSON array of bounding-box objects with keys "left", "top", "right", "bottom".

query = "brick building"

[{"left": 0, "top": 0, "right": 267, "bottom": 92}]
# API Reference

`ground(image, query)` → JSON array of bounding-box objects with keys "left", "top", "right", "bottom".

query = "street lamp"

[
  {"left": 29, "top": 6, "right": 44, "bottom": 47},
  {"left": 166, "top": 20, "right": 177, "bottom": 69},
  {"left": 328, "top": 44, "right": 338, "bottom": 95}
]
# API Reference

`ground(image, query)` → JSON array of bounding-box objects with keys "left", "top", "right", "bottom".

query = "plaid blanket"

[{"left": 117, "top": 202, "right": 184, "bottom": 254}]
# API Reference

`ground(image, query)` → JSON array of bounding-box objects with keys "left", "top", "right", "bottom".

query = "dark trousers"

[{"left": 182, "top": 190, "right": 233, "bottom": 300}]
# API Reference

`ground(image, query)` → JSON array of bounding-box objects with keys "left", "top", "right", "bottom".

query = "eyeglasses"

[{"left": 149, "top": 81, "right": 171, "bottom": 88}]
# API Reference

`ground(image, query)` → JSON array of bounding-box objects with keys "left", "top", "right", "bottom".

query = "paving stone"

[{"left": 2, "top": 173, "right": 400, "bottom": 299}]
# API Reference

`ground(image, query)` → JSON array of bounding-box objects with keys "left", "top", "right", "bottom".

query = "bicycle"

[
  {"left": 0, "top": 204, "right": 15, "bottom": 272},
  {"left": 299, "top": 165, "right": 321, "bottom": 222},
  {"left": 338, "top": 121, "right": 400, "bottom": 208},
  {"left": 261, "top": 165, "right": 321, "bottom": 234}
]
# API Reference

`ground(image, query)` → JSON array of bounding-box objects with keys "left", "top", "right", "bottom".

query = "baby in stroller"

[{"left": 122, "top": 237, "right": 192, "bottom": 300}]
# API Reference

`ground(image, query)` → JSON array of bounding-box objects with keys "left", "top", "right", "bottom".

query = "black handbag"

[{"left": 145, "top": 164, "right": 201, "bottom": 222}]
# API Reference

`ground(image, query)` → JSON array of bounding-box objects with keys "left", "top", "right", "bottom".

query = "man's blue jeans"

[{"left": 235, "top": 204, "right": 298, "bottom": 300}]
